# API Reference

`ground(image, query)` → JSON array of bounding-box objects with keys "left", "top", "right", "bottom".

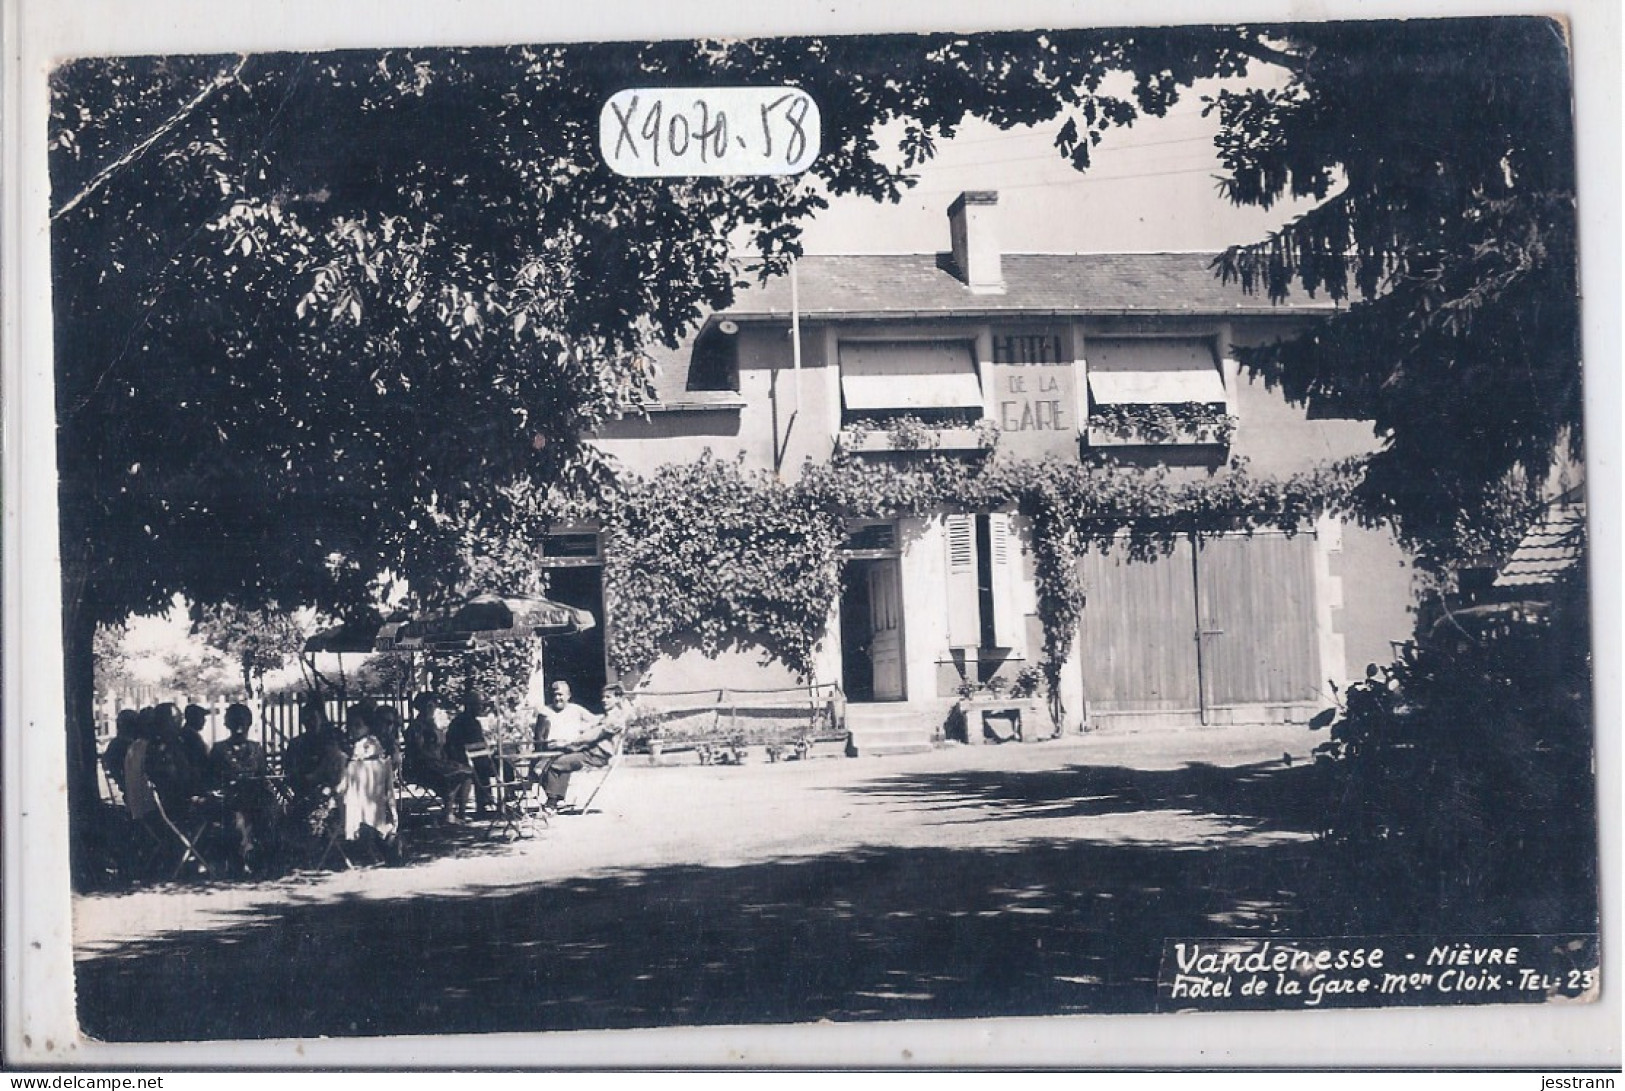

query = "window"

[
  {"left": 1085, "top": 338, "right": 1231, "bottom": 447},
  {"left": 945, "top": 513, "right": 1023, "bottom": 652},
  {"left": 1086, "top": 338, "right": 1226, "bottom": 406},
  {"left": 839, "top": 340, "right": 983, "bottom": 424},
  {"left": 688, "top": 326, "right": 739, "bottom": 392},
  {"left": 541, "top": 530, "right": 602, "bottom": 567}
]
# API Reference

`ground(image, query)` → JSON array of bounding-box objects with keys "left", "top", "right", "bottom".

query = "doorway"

[
  {"left": 840, "top": 558, "right": 905, "bottom": 702},
  {"left": 543, "top": 565, "right": 608, "bottom": 712},
  {"left": 1076, "top": 530, "right": 1320, "bottom": 723}
]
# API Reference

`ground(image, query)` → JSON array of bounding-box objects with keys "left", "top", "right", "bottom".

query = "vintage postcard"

[{"left": 5, "top": 0, "right": 1618, "bottom": 1071}]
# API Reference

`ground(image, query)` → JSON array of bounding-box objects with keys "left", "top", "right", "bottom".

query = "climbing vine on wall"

[
  {"left": 538, "top": 451, "right": 1362, "bottom": 707},
  {"left": 598, "top": 455, "right": 845, "bottom": 679}
]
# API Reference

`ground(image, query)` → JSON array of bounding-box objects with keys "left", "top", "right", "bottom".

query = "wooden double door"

[{"left": 1077, "top": 531, "right": 1322, "bottom": 723}]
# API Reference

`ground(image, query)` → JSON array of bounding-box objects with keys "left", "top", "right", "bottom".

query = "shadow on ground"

[
  {"left": 842, "top": 757, "right": 1326, "bottom": 832},
  {"left": 73, "top": 759, "right": 1587, "bottom": 1042}
]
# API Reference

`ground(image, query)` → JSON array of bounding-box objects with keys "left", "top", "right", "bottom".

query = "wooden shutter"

[
  {"left": 988, "top": 514, "right": 1024, "bottom": 651},
  {"left": 945, "top": 514, "right": 979, "bottom": 646}
]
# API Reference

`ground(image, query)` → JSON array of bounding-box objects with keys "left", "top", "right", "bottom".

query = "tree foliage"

[
  {"left": 1208, "top": 18, "right": 1580, "bottom": 567},
  {"left": 48, "top": 28, "right": 1263, "bottom": 816},
  {"left": 91, "top": 622, "right": 135, "bottom": 698},
  {"left": 1308, "top": 573, "right": 1593, "bottom": 931},
  {"left": 192, "top": 601, "right": 310, "bottom": 698}
]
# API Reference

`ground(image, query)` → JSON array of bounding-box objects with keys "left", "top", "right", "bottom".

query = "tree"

[
  {"left": 1207, "top": 18, "right": 1580, "bottom": 569},
  {"left": 50, "top": 29, "right": 1263, "bottom": 820},
  {"left": 193, "top": 601, "right": 310, "bottom": 698},
  {"left": 156, "top": 648, "right": 236, "bottom": 701},
  {"left": 50, "top": 20, "right": 1581, "bottom": 831},
  {"left": 91, "top": 622, "right": 135, "bottom": 699}
]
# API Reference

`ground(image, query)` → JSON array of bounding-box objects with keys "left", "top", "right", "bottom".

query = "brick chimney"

[{"left": 947, "top": 191, "right": 1004, "bottom": 294}]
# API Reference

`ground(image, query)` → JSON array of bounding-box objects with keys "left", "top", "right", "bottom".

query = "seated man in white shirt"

[
  {"left": 535, "top": 685, "right": 631, "bottom": 815},
  {"left": 532, "top": 680, "right": 597, "bottom": 750}
]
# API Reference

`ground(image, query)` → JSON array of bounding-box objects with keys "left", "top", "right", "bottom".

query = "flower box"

[
  {"left": 839, "top": 425, "right": 987, "bottom": 453},
  {"left": 1086, "top": 403, "right": 1236, "bottom": 448},
  {"left": 1086, "top": 424, "right": 1230, "bottom": 448}
]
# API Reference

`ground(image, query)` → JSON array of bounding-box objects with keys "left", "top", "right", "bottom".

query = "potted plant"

[
  {"left": 626, "top": 708, "right": 668, "bottom": 764},
  {"left": 954, "top": 668, "right": 1049, "bottom": 743}
]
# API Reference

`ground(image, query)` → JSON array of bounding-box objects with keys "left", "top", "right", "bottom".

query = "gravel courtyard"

[{"left": 75, "top": 723, "right": 1333, "bottom": 1042}]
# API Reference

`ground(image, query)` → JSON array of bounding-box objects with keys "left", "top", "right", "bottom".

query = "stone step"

[
  {"left": 845, "top": 705, "right": 934, "bottom": 756},
  {"left": 857, "top": 744, "right": 934, "bottom": 757},
  {"left": 844, "top": 707, "right": 921, "bottom": 726}
]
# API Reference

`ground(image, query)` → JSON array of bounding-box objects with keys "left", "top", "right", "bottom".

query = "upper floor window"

[
  {"left": 688, "top": 325, "right": 740, "bottom": 392},
  {"left": 1085, "top": 337, "right": 1232, "bottom": 448},
  {"left": 838, "top": 340, "right": 983, "bottom": 427}
]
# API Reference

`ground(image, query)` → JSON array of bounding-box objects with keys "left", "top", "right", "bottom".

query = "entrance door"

[
  {"left": 866, "top": 562, "right": 904, "bottom": 700},
  {"left": 1195, "top": 533, "right": 1319, "bottom": 711},
  {"left": 1077, "top": 535, "right": 1201, "bottom": 717},
  {"left": 839, "top": 559, "right": 905, "bottom": 702}
]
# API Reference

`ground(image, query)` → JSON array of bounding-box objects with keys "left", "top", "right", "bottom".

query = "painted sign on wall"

[{"left": 991, "top": 362, "right": 1079, "bottom": 459}]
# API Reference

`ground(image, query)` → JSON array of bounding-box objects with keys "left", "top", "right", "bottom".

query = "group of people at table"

[{"left": 101, "top": 679, "right": 632, "bottom": 878}]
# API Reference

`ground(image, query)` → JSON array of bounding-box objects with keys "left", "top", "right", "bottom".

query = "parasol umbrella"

[
  {"left": 303, "top": 617, "right": 392, "bottom": 654},
  {"left": 378, "top": 593, "right": 596, "bottom": 653},
  {"left": 304, "top": 596, "right": 595, "bottom": 655}
]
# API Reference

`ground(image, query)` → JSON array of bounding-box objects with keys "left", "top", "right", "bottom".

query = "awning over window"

[
  {"left": 840, "top": 340, "right": 983, "bottom": 411},
  {"left": 1086, "top": 338, "right": 1227, "bottom": 405}
]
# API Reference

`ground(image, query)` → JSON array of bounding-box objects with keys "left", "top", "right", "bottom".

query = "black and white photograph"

[{"left": 4, "top": 0, "right": 1618, "bottom": 1071}]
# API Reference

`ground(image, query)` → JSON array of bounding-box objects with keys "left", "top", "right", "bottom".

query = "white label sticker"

[{"left": 600, "top": 87, "right": 820, "bottom": 177}]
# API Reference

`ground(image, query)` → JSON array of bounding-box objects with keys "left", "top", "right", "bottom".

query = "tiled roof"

[
  {"left": 718, "top": 252, "right": 1339, "bottom": 320},
  {"left": 1495, "top": 501, "right": 1587, "bottom": 589},
  {"left": 635, "top": 251, "right": 1333, "bottom": 405}
]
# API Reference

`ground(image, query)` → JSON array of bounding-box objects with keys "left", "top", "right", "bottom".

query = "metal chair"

[
  {"left": 562, "top": 732, "right": 626, "bottom": 815},
  {"left": 470, "top": 743, "right": 545, "bottom": 839},
  {"left": 150, "top": 792, "right": 219, "bottom": 881}
]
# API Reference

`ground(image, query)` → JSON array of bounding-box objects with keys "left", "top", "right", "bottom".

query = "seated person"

[
  {"left": 181, "top": 703, "right": 212, "bottom": 772},
  {"left": 102, "top": 708, "right": 139, "bottom": 800},
  {"left": 145, "top": 702, "right": 208, "bottom": 821},
  {"left": 532, "top": 680, "right": 597, "bottom": 750},
  {"left": 282, "top": 700, "right": 350, "bottom": 844},
  {"left": 402, "top": 692, "right": 474, "bottom": 824},
  {"left": 120, "top": 709, "right": 193, "bottom": 879},
  {"left": 446, "top": 696, "right": 512, "bottom": 816},
  {"left": 208, "top": 703, "right": 281, "bottom": 874},
  {"left": 341, "top": 704, "right": 400, "bottom": 863},
  {"left": 121, "top": 709, "right": 162, "bottom": 837},
  {"left": 535, "top": 684, "right": 631, "bottom": 815}
]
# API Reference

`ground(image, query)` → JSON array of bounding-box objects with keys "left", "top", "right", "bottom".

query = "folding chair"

[
  {"left": 563, "top": 733, "right": 626, "bottom": 815},
  {"left": 313, "top": 819, "right": 354, "bottom": 871},
  {"left": 395, "top": 770, "right": 442, "bottom": 822},
  {"left": 285, "top": 793, "right": 353, "bottom": 871},
  {"left": 150, "top": 792, "right": 218, "bottom": 881}
]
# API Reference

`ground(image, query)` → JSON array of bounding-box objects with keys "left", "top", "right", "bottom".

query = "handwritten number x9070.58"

[{"left": 602, "top": 88, "right": 818, "bottom": 177}]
